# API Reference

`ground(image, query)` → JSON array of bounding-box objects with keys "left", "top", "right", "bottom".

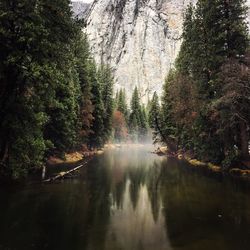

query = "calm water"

[{"left": 0, "top": 145, "right": 250, "bottom": 250}]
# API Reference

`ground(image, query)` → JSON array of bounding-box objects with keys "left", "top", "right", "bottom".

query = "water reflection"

[{"left": 0, "top": 145, "right": 250, "bottom": 250}]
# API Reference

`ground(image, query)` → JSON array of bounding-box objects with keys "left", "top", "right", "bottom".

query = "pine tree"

[
  {"left": 114, "top": 90, "right": 119, "bottom": 109},
  {"left": 42, "top": 0, "right": 81, "bottom": 154},
  {"left": 98, "top": 65, "right": 114, "bottom": 143},
  {"left": 129, "top": 87, "right": 141, "bottom": 142},
  {"left": 161, "top": 70, "right": 177, "bottom": 145},
  {"left": 220, "top": 0, "right": 248, "bottom": 58},
  {"left": 117, "top": 89, "right": 129, "bottom": 123},
  {"left": 0, "top": 0, "right": 96, "bottom": 179},
  {"left": 213, "top": 56, "right": 250, "bottom": 163},
  {"left": 89, "top": 61, "right": 105, "bottom": 148},
  {"left": 0, "top": 0, "right": 52, "bottom": 178},
  {"left": 130, "top": 115, "right": 139, "bottom": 142},
  {"left": 138, "top": 104, "right": 148, "bottom": 141},
  {"left": 161, "top": 0, "right": 249, "bottom": 164},
  {"left": 74, "top": 32, "right": 94, "bottom": 144},
  {"left": 46, "top": 70, "right": 80, "bottom": 152},
  {"left": 148, "top": 92, "right": 162, "bottom": 144},
  {"left": 176, "top": 4, "right": 195, "bottom": 75}
]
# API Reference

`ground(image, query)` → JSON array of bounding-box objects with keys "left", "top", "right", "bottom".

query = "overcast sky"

[{"left": 72, "top": 0, "right": 93, "bottom": 3}]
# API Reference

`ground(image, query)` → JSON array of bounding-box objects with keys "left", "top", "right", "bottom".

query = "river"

[{"left": 0, "top": 145, "right": 250, "bottom": 250}]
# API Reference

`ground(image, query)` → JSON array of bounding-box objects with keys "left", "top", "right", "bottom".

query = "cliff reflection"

[
  {"left": 94, "top": 145, "right": 173, "bottom": 250},
  {"left": 90, "top": 146, "right": 250, "bottom": 250},
  {"left": 1, "top": 145, "right": 250, "bottom": 250}
]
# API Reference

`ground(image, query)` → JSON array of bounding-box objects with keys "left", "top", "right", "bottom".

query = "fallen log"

[{"left": 43, "top": 160, "right": 88, "bottom": 183}]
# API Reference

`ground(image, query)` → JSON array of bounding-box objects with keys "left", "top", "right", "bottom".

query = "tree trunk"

[
  {"left": 43, "top": 163, "right": 86, "bottom": 183},
  {"left": 239, "top": 121, "right": 249, "bottom": 159},
  {"left": 155, "top": 117, "right": 177, "bottom": 152}
]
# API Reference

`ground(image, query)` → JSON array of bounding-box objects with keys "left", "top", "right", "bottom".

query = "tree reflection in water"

[{"left": 0, "top": 145, "right": 250, "bottom": 250}]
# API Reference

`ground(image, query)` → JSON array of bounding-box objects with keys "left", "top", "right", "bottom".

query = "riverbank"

[
  {"left": 33, "top": 144, "right": 145, "bottom": 182},
  {"left": 47, "top": 150, "right": 103, "bottom": 166},
  {"left": 2, "top": 144, "right": 250, "bottom": 250},
  {"left": 43, "top": 143, "right": 132, "bottom": 181},
  {"left": 184, "top": 157, "right": 250, "bottom": 180},
  {"left": 155, "top": 147, "right": 250, "bottom": 181},
  {"left": 185, "top": 158, "right": 250, "bottom": 180},
  {"left": 44, "top": 147, "right": 105, "bottom": 182}
]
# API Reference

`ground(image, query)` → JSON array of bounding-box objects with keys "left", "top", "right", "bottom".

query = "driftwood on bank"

[{"left": 43, "top": 160, "right": 89, "bottom": 183}]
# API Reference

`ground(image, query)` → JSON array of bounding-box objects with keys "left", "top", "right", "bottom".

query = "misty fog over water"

[{"left": 0, "top": 145, "right": 250, "bottom": 250}]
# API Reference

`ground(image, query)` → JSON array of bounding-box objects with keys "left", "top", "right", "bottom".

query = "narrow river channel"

[{"left": 0, "top": 145, "right": 250, "bottom": 250}]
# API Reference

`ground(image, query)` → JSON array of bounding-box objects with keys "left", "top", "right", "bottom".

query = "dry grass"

[
  {"left": 47, "top": 152, "right": 84, "bottom": 165},
  {"left": 230, "top": 168, "right": 250, "bottom": 177},
  {"left": 184, "top": 157, "right": 222, "bottom": 173}
]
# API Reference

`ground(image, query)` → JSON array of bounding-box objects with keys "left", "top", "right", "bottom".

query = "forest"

[
  {"left": 0, "top": 0, "right": 151, "bottom": 180},
  {"left": 150, "top": 0, "right": 250, "bottom": 169},
  {"left": 0, "top": 0, "right": 249, "bottom": 181},
  {"left": 1, "top": 1, "right": 250, "bottom": 250}
]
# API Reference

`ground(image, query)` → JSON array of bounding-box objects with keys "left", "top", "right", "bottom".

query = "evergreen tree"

[
  {"left": 138, "top": 104, "right": 148, "bottom": 141},
  {"left": 117, "top": 89, "right": 129, "bottom": 123},
  {"left": 89, "top": 61, "right": 105, "bottom": 148},
  {"left": 74, "top": 32, "right": 94, "bottom": 144},
  {"left": 148, "top": 92, "right": 162, "bottom": 144},
  {"left": 161, "top": 70, "right": 177, "bottom": 146},
  {"left": 0, "top": 0, "right": 79, "bottom": 178},
  {"left": 160, "top": 0, "right": 249, "bottom": 164},
  {"left": 128, "top": 87, "right": 149, "bottom": 142},
  {"left": 45, "top": 68, "right": 81, "bottom": 153},
  {"left": 42, "top": 0, "right": 81, "bottom": 154},
  {"left": 220, "top": 0, "right": 248, "bottom": 58},
  {"left": 129, "top": 87, "right": 141, "bottom": 142},
  {"left": 98, "top": 65, "right": 114, "bottom": 143},
  {"left": 213, "top": 56, "right": 250, "bottom": 164},
  {"left": 176, "top": 4, "right": 195, "bottom": 75},
  {"left": 0, "top": 0, "right": 103, "bottom": 179},
  {"left": 114, "top": 90, "right": 119, "bottom": 109},
  {"left": 130, "top": 115, "right": 139, "bottom": 142}
]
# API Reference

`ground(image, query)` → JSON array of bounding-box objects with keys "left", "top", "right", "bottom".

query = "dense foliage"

[
  {"left": 152, "top": 0, "right": 250, "bottom": 167},
  {"left": 129, "top": 87, "right": 148, "bottom": 142},
  {"left": 0, "top": 0, "right": 114, "bottom": 180},
  {"left": 1, "top": 0, "right": 248, "bottom": 180},
  {"left": 113, "top": 87, "right": 150, "bottom": 143}
]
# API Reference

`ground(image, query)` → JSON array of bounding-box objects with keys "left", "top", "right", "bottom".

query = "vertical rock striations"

[
  {"left": 85, "top": 0, "right": 250, "bottom": 101},
  {"left": 71, "top": 1, "right": 91, "bottom": 19}
]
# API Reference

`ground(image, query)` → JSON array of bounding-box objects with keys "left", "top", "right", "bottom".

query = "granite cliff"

[
  {"left": 82, "top": 0, "right": 250, "bottom": 101},
  {"left": 71, "top": 1, "right": 90, "bottom": 19}
]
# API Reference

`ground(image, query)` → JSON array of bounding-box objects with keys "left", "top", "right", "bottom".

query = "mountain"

[
  {"left": 71, "top": 1, "right": 91, "bottom": 19},
  {"left": 85, "top": 0, "right": 250, "bottom": 101}
]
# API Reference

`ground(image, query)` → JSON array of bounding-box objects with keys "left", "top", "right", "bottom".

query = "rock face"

[
  {"left": 71, "top": 1, "right": 90, "bottom": 19},
  {"left": 85, "top": 0, "right": 250, "bottom": 101},
  {"left": 248, "top": 3, "right": 250, "bottom": 30}
]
